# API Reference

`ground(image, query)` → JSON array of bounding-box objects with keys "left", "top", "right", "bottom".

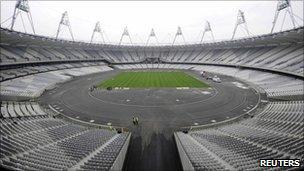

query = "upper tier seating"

[
  {"left": 0, "top": 45, "right": 105, "bottom": 64},
  {"left": 1, "top": 43, "right": 303, "bottom": 76},
  {"left": 175, "top": 101, "right": 304, "bottom": 171},
  {"left": 100, "top": 45, "right": 304, "bottom": 76},
  {"left": 170, "top": 45, "right": 303, "bottom": 75}
]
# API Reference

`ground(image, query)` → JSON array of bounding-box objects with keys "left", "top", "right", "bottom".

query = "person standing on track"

[
  {"left": 132, "top": 116, "right": 136, "bottom": 125},
  {"left": 135, "top": 117, "right": 139, "bottom": 125}
]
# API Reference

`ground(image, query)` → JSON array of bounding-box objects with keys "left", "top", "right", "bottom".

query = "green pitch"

[{"left": 98, "top": 71, "right": 209, "bottom": 88}]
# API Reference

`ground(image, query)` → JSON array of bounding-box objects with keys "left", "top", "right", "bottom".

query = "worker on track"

[
  {"left": 132, "top": 116, "right": 136, "bottom": 125},
  {"left": 135, "top": 117, "right": 139, "bottom": 125}
]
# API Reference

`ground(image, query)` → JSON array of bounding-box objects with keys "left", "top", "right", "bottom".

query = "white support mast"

[
  {"left": 200, "top": 21, "right": 215, "bottom": 43},
  {"left": 11, "top": 0, "right": 35, "bottom": 34},
  {"left": 172, "top": 26, "right": 186, "bottom": 45},
  {"left": 146, "top": 28, "right": 159, "bottom": 45},
  {"left": 271, "top": 0, "right": 297, "bottom": 33},
  {"left": 232, "top": 10, "right": 250, "bottom": 40},
  {"left": 90, "top": 21, "right": 105, "bottom": 43},
  {"left": 119, "top": 26, "right": 133, "bottom": 45},
  {"left": 56, "top": 11, "right": 74, "bottom": 41}
]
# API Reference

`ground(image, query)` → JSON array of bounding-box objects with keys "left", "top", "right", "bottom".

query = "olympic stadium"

[{"left": 0, "top": 0, "right": 303, "bottom": 171}]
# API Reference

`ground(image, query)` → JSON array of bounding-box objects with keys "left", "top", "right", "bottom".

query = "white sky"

[{"left": 1, "top": 0, "right": 303, "bottom": 45}]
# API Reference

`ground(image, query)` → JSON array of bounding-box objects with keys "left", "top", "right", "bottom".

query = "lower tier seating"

[
  {"left": 0, "top": 64, "right": 113, "bottom": 98},
  {"left": 0, "top": 102, "right": 130, "bottom": 171},
  {"left": 175, "top": 101, "right": 303, "bottom": 171},
  {"left": 0, "top": 62, "right": 106, "bottom": 82},
  {"left": 116, "top": 64, "right": 304, "bottom": 98}
]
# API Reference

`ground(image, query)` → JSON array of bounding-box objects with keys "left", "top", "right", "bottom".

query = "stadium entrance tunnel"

[{"left": 39, "top": 69, "right": 263, "bottom": 171}]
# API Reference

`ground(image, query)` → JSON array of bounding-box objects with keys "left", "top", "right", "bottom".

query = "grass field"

[{"left": 98, "top": 71, "right": 209, "bottom": 88}]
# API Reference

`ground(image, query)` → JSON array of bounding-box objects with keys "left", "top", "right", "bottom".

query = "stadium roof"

[{"left": 1, "top": 27, "right": 303, "bottom": 50}]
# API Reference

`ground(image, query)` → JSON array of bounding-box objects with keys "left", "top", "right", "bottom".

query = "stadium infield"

[{"left": 97, "top": 71, "right": 209, "bottom": 88}]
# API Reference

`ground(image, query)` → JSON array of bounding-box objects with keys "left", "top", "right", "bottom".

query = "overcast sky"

[{"left": 1, "top": 0, "right": 303, "bottom": 45}]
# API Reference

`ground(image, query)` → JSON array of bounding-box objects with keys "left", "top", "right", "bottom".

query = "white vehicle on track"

[{"left": 212, "top": 76, "right": 221, "bottom": 83}]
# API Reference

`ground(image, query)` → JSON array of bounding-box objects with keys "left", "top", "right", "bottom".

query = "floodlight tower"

[
  {"left": 11, "top": 0, "right": 35, "bottom": 34},
  {"left": 231, "top": 10, "right": 250, "bottom": 40},
  {"left": 146, "top": 28, "right": 159, "bottom": 45},
  {"left": 172, "top": 26, "right": 186, "bottom": 45},
  {"left": 200, "top": 21, "right": 215, "bottom": 43},
  {"left": 90, "top": 21, "right": 105, "bottom": 43},
  {"left": 119, "top": 26, "right": 133, "bottom": 45},
  {"left": 271, "top": 0, "right": 297, "bottom": 33},
  {"left": 56, "top": 11, "right": 74, "bottom": 41}
]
